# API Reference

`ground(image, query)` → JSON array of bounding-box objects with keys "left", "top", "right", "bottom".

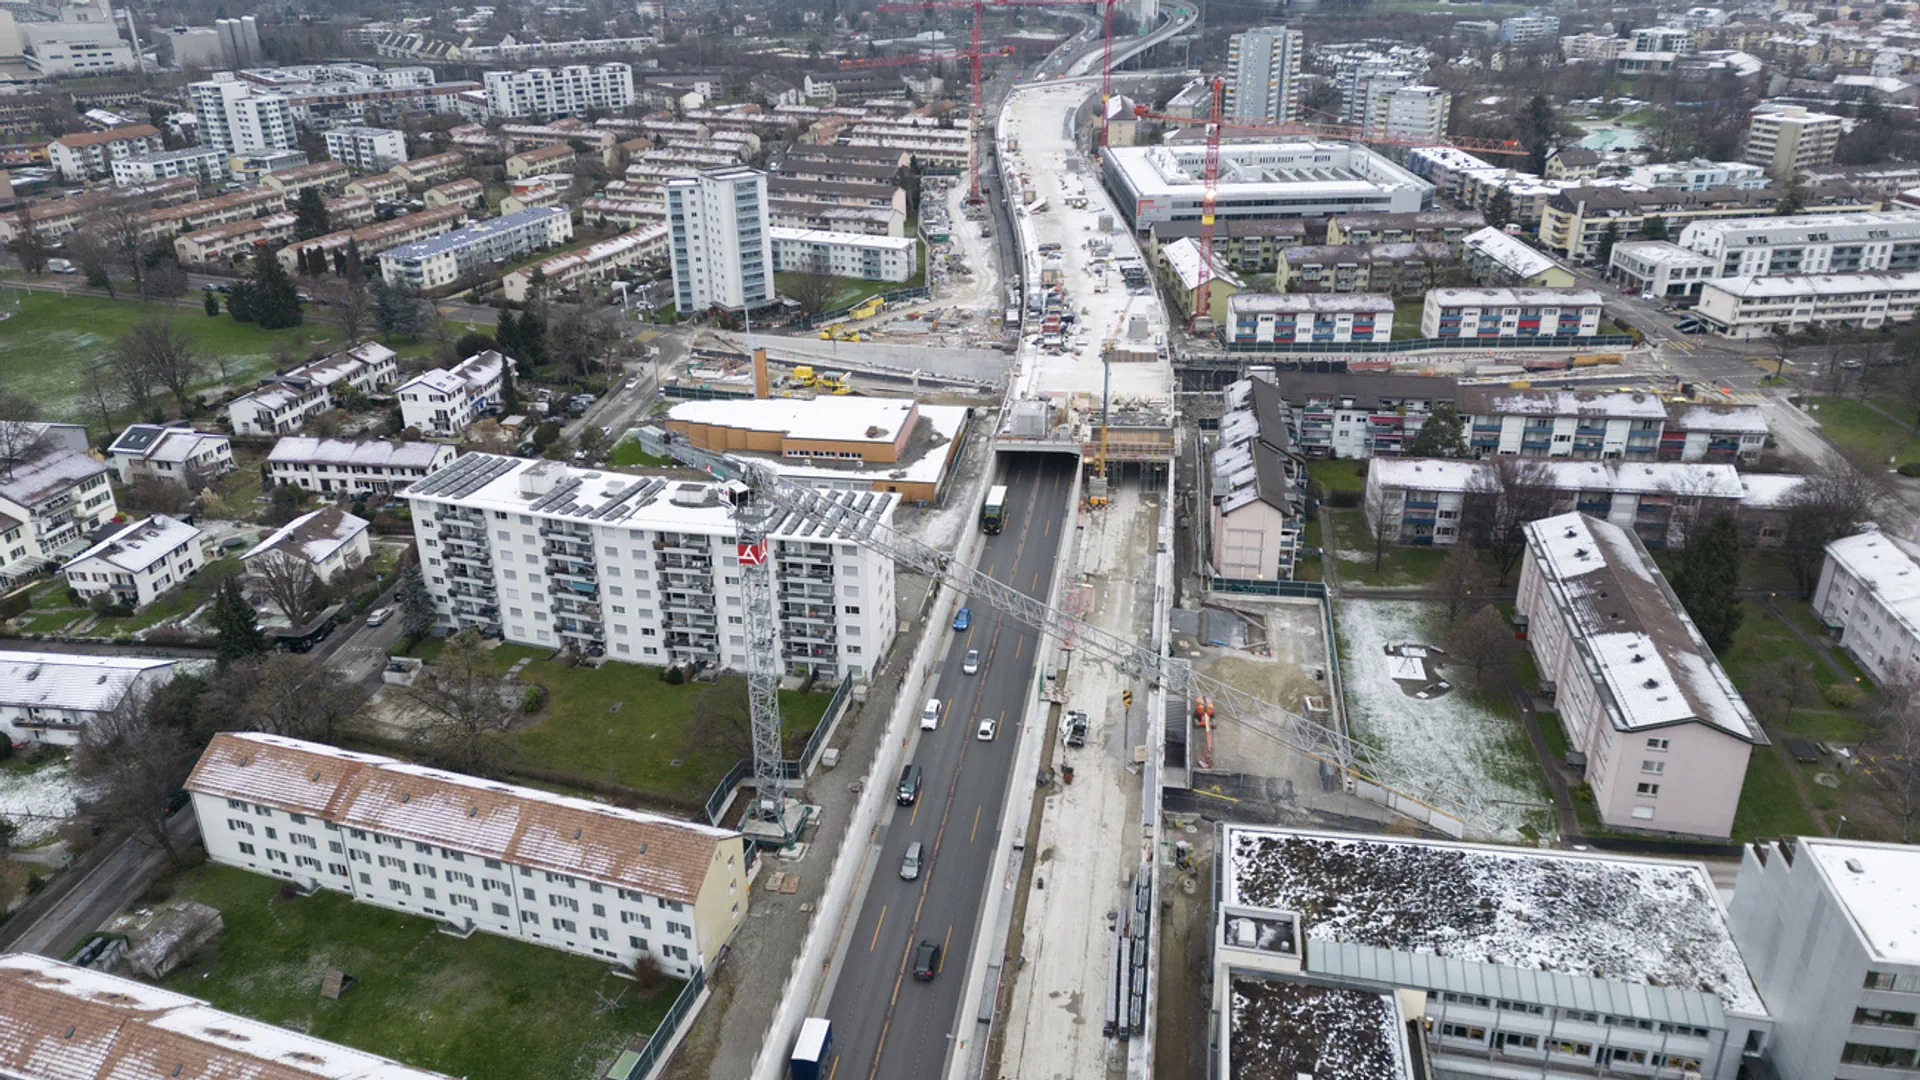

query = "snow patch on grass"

[
  {"left": 1335, "top": 549, "right": 1370, "bottom": 564},
  {"left": 1335, "top": 600, "right": 1547, "bottom": 840},
  {"left": 0, "top": 758, "right": 82, "bottom": 845}
]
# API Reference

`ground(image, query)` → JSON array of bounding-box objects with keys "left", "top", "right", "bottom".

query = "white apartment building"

[
  {"left": 1746, "top": 106, "right": 1843, "bottom": 181},
  {"left": 1680, "top": 212, "right": 1920, "bottom": 277},
  {"left": 1517, "top": 512, "right": 1763, "bottom": 838},
  {"left": 379, "top": 206, "right": 574, "bottom": 290},
  {"left": 1728, "top": 837, "right": 1920, "bottom": 1080},
  {"left": 0, "top": 424, "right": 119, "bottom": 586},
  {"left": 769, "top": 227, "right": 917, "bottom": 282},
  {"left": 1694, "top": 271, "right": 1920, "bottom": 338},
  {"left": 62, "top": 515, "right": 208, "bottom": 611},
  {"left": 397, "top": 352, "right": 511, "bottom": 437},
  {"left": 268, "top": 438, "right": 457, "bottom": 496},
  {"left": 482, "top": 63, "right": 636, "bottom": 120},
  {"left": 107, "top": 423, "right": 234, "bottom": 489},
  {"left": 110, "top": 146, "right": 228, "bottom": 186},
  {"left": 502, "top": 225, "right": 670, "bottom": 303},
  {"left": 190, "top": 74, "right": 295, "bottom": 156},
  {"left": 0, "top": 955, "right": 458, "bottom": 1080},
  {"left": 1633, "top": 25, "right": 1696, "bottom": 51},
  {"left": 405, "top": 454, "right": 897, "bottom": 678},
  {"left": 1499, "top": 13, "right": 1560, "bottom": 44},
  {"left": 1420, "top": 287, "right": 1605, "bottom": 338},
  {"left": 0, "top": 652, "right": 179, "bottom": 749},
  {"left": 47, "top": 124, "right": 162, "bottom": 181},
  {"left": 668, "top": 167, "right": 774, "bottom": 313},
  {"left": 1811, "top": 530, "right": 1920, "bottom": 689},
  {"left": 226, "top": 343, "right": 401, "bottom": 437},
  {"left": 1226, "top": 27, "right": 1305, "bottom": 121},
  {"left": 324, "top": 125, "right": 409, "bottom": 172},
  {"left": 1608, "top": 241, "right": 1721, "bottom": 299},
  {"left": 1215, "top": 826, "right": 1772, "bottom": 1080},
  {"left": 186, "top": 732, "right": 748, "bottom": 979},
  {"left": 242, "top": 507, "right": 372, "bottom": 584},
  {"left": 1456, "top": 386, "right": 1669, "bottom": 459},
  {"left": 1379, "top": 85, "right": 1450, "bottom": 141},
  {"left": 1625, "top": 158, "right": 1768, "bottom": 191},
  {"left": 174, "top": 212, "right": 298, "bottom": 266},
  {"left": 1225, "top": 293, "right": 1397, "bottom": 344},
  {"left": 1561, "top": 33, "right": 1628, "bottom": 60},
  {"left": 276, "top": 205, "right": 470, "bottom": 274}
]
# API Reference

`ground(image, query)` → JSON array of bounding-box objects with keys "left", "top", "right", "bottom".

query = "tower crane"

[
  {"left": 718, "top": 478, "right": 793, "bottom": 837},
  {"left": 667, "top": 436, "right": 1486, "bottom": 837},
  {"left": 1130, "top": 82, "right": 1528, "bottom": 329},
  {"left": 841, "top": 43, "right": 1017, "bottom": 204}
]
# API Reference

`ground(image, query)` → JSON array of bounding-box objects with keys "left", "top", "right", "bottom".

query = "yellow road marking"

[
  {"left": 969, "top": 805, "right": 982, "bottom": 843},
  {"left": 869, "top": 904, "right": 887, "bottom": 950},
  {"left": 940, "top": 925, "right": 953, "bottom": 973}
]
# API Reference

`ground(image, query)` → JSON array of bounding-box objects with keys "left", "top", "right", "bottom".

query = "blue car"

[{"left": 953, "top": 607, "right": 971, "bottom": 631}]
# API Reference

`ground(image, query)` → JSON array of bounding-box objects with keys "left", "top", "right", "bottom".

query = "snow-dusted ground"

[
  {"left": 0, "top": 757, "right": 83, "bottom": 846},
  {"left": 1334, "top": 600, "right": 1549, "bottom": 840}
]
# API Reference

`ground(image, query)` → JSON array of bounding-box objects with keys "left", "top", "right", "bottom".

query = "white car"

[
  {"left": 920, "top": 698, "right": 942, "bottom": 731},
  {"left": 962, "top": 649, "right": 980, "bottom": 675},
  {"left": 976, "top": 717, "right": 997, "bottom": 741},
  {"left": 365, "top": 606, "right": 393, "bottom": 627}
]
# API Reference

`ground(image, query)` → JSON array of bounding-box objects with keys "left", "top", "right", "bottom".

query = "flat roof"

[
  {"left": 1222, "top": 826, "right": 1764, "bottom": 1015},
  {"left": 1704, "top": 271, "right": 1920, "bottom": 298},
  {"left": 1368, "top": 457, "right": 1751, "bottom": 497},
  {"left": 1427, "top": 286, "right": 1605, "bottom": 306},
  {"left": 667, "top": 396, "right": 918, "bottom": 444},
  {"left": 1230, "top": 293, "right": 1396, "bottom": 315},
  {"left": 1228, "top": 974, "right": 1408, "bottom": 1080},
  {"left": 1104, "top": 142, "right": 1431, "bottom": 201},
  {"left": 768, "top": 226, "right": 916, "bottom": 252},
  {"left": 1804, "top": 839, "right": 1920, "bottom": 965},
  {"left": 381, "top": 206, "right": 569, "bottom": 262},
  {"left": 1825, "top": 530, "right": 1920, "bottom": 631},
  {"left": 1611, "top": 240, "right": 1718, "bottom": 268},
  {"left": 1456, "top": 387, "right": 1669, "bottom": 419}
]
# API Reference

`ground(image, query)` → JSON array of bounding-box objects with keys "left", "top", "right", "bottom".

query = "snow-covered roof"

[
  {"left": 64, "top": 515, "right": 202, "bottom": 575},
  {"left": 1222, "top": 827, "right": 1765, "bottom": 1017},
  {"left": 1703, "top": 271, "right": 1920, "bottom": 299},
  {"left": 108, "top": 424, "right": 228, "bottom": 464},
  {"left": 0, "top": 445, "right": 111, "bottom": 510},
  {"left": 1162, "top": 237, "right": 1246, "bottom": 293},
  {"left": 1610, "top": 240, "right": 1718, "bottom": 268},
  {"left": 186, "top": 733, "right": 737, "bottom": 904},
  {"left": 1669, "top": 403, "right": 1768, "bottom": 434},
  {"left": 1737, "top": 473, "right": 1803, "bottom": 507},
  {"left": 242, "top": 507, "right": 370, "bottom": 566},
  {"left": 0, "top": 651, "right": 177, "bottom": 712},
  {"left": 0, "top": 954, "right": 457, "bottom": 1080},
  {"left": 1461, "top": 226, "right": 1563, "bottom": 279},
  {"left": 1230, "top": 293, "right": 1396, "bottom": 315},
  {"left": 268, "top": 438, "right": 452, "bottom": 470},
  {"left": 1525, "top": 512, "right": 1761, "bottom": 741},
  {"left": 1367, "top": 458, "right": 1750, "bottom": 498},
  {"left": 1824, "top": 530, "right": 1920, "bottom": 633},
  {"left": 396, "top": 351, "right": 508, "bottom": 401},
  {"left": 1228, "top": 975, "right": 1410, "bottom": 1080},
  {"left": 668, "top": 396, "right": 919, "bottom": 444},
  {"left": 1458, "top": 387, "right": 1668, "bottom": 420},
  {"left": 1803, "top": 839, "right": 1920, "bottom": 965},
  {"left": 1426, "top": 286, "right": 1605, "bottom": 308}
]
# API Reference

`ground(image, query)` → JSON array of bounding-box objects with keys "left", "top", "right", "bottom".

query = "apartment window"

[
  {"left": 1636, "top": 782, "right": 1660, "bottom": 797},
  {"left": 485, "top": 858, "right": 502, "bottom": 869},
  {"left": 238, "top": 842, "right": 257, "bottom": 856},
  {"left": 1442, "top": 1023, "right": 1486, "bottom": 1040},
  {"left": 389, "top": 879, "right": 411, "bottom": 895},
  {"left": 1549, "top": 1041, "right": 1594, "bottom": 1058},
  {"left": 493, "top": 902, "right": 511, "bottom": 917},
  {"left": 1642, "top": 760, "right": 1665, "bottom": 775},
  {"left": 1866, "top": 971, "right": 1920, "bottom": 994},
  {"left": 1500, "top": 1033, "right": 1541, "bottom": 1051},
  {"left": 1646, "top": 736, "right": 1670, "bottom": 751},
  {"left": 629, "top": 935, "right": 650, "bottom": 951},
  {"left": 553, "top": 917, "right": 578, "bottom": 934},
  {"left": 1856, "top": 1008, "right": 1919, "bottom": 1028}
]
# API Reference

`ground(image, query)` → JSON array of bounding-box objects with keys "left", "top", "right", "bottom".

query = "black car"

[{"left": 912, "top": 939, "right": 940, "bottom": 981}]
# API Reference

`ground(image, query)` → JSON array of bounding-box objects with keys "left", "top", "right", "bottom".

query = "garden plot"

[
  {"left": 0, "top": 756, "right": 83, "bottom": 845},
  {"left": 1334, "top": 600, "right": 1547, "bottom": 839}
]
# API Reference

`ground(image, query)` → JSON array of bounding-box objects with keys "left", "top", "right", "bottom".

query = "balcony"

[
  {"left": 783, "top": 644, "right": 839, "bottom": 663},
  {"left": 547, "top": 560, "right": 596, "bottom": 583},
  {"left": 658, "top": 555, "right": 712, "bottom": 573},
  {"left": 539, "top": 524, "right": 591, "bottom": 542},
  {"left": 543, "top": 536, "right": 593, "bottom": 558},
  {"left": 781, "top": 604, "right": 836, "bottom": 623},
  {"left": 777, "top": 562, "right": 832, "bottom": 583},
  {"left": 663, "top": 594, "right": 715, "bottom": 614},
  {"left": 553, "top": 598, "right": 600, "bottom": 618},
  {"left": 446, "top": 563, "right": 490, "bottom": 582}
]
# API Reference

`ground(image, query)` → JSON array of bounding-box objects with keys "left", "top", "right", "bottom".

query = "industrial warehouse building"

[{"left": 1100, "top": 141, "right": 1432, "bottom": 233}]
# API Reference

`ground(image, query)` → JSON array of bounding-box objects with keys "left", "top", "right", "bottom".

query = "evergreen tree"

[
  {"left": 396, "top": 564, "right": 436, "bottom": 641},
  {"left": 371, "top": 278, "right": 424, "bottom": 339},
  {"left": 516, "top": 306, "right": 548, "bottom": 368},
  {"left": 1776, "top": 172, "right": 1808, "bottom": 216},
  {"left": 1407, "top": 402, "right": 1469, "bottom": 457},
  {"left": 293, "top": 188, "right": 332, "bottom": 241},
  {"left": 212, "top": 577, "right": 268, "bottom": 666},
  {"left": 227, "top": 279, "right": 257, "bottom": 323},
  {"left": 1641, "top": 215, "right": 1669, "bottom": 242},
  {"left": 1485, "top": 188, "right": 1514, "bottom": 230},
  {"left": 249, "top": 255, "right": 304, "bottom": 330},
  {"left": 203, "top": 291, "right": 219, "bottom": 317},
  {"left": 499, "top": 353, "right": 521, "bottom": 412},
  {"left": 1671, "top": 511, "right": 1744, "bottom": 654},
  {"left": 1596, "top": 219, "right": 1620, "bottom": 267},
  {"left": 495, "top": 308, "right": 521, "bottom": 358}
]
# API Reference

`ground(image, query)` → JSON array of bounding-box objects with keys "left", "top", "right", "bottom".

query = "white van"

[{"left": 920, "top": 698, "right": 942, "bottom": 731}]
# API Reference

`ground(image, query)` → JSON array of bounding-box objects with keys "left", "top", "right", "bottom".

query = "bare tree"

[
  {"left": 242, "top": 652, "right": 367, "bottom": 743},
  {"left": 1873, "top": 681, "right": 1920, "bottom": 842},
  {"left": 1746, "top": 662, "right": 1819, "bottom": 729},
  {"left": 408, "top": 631, "right": 518, "bottom": 773},
  {"left": 784, "top": 272, "right": 838, "bottom": 316},
  {"left": 92, "top": 196, "right": 154, "bottom": 298},
  {"left": 8, "top": 209, "right": 50, "bottom": 276},
  {"left": 1435, "top": 543, "right": 1489, "bottom": 626},
  {"left": 107, "top": 328, "right": 160, "bottom": 416},
  {"left": 1446, "top": 604, "right": 1514, "bottom": 690},
  {"left": 1461, "top": 457, "right": 1560, "bottom": 585},
  {"left": 116, "top": 318, "right": 201, "bottom": 415},
  {"left": 1781, "top": 458, "right": 1888, "bottom": 598},
  {"left": 67, "top": 232, "right": 116, "bottom": 298},
  {"left": 80, "top": 360, "right": 123, "bottom": 439},
  {"left": 326, "top": 275, "right": 373, "bottom": 344},
  {"left": 0, "top": 416, "right": 47, "bottom": 481},
  {"left": 71, "top": 685, "right": 194, "bottom": 860},
  {"left": 249, "top": 550, "right": 324, "bottom": 627},
  {"left": 1360, "top": 475, "right": 1397, "bottom": 572}
]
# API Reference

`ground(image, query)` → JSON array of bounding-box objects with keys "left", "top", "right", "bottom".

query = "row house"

[
  {"left": 107, "top": 423, "right": 234, "bottom": 489},
  {"left": 768, "top": 199, "right": 902, "bottom": 237},
  {"left": 344, "top": 171, "right": 411, "bottom": 202},
  {"left": 0, "top": 181, "right": 195, "bottom": 242},
  {"left": 275, "top": 205, "right": 470, "bottom": 274},
  {"left": 581, "top": 197, "right": 667, "bottom": 231},
  {"left": 769, "top": 227, "right": 918, "bottom": 283},
  {"left": 186, "top": 732, "right": 746, "bottom": 980},
  {"left": 424, "top": 178, "right": 487, "bottom": 211},
  {"left": 379, "top": 206, "right": 574, "bottom": 291},
  {"left": 135, "top": 186, "right": 287, "bottom": 244},
  {"left": 397, "top": 351, "right": 512, "bottom": 437},
  {"left": 0, "top": 424, "right": 120, "bottom": 584},
  {"left": 1679, "top": 211, "right": 1920, "bottom": 277},
  {"left": 174, "top": 212, "right": 297, "bottom": 265},
  {"left": 1420, "top": 287, "right": 1605, "bottom": 339},
  {"left": 390, "top": 151, "right": 466, "bottom": 188},
  {"left": 227, "top": 343, "right": 400, "bottom": 436},
  {"left": 1362, "top": 457, "right": 1793, "bottom": 550},
  {"left": 1277, "top": 241, "right": 1454, "bottom": 295},
  {"left": 0, "top": 652, "right": 179, "bottom": 749},
  {"left": 502, "top": 226, "right": 670, "bottom": 304},
  {"left": 1540, "top": 183, "right": 1878, "bottom": 260},
  {"left": 259, "top": 160, "right": 352, "bottom": 197},
  {"left": 405, "top": 455, "right": 897, "bottom": 680},
  {"left": 1694, "top": 271, "right": 1920, "bottom": 338},
  {"left": 506, "top": 144, "right": 576, "bottom": 180},
  {"left": 268, "top": 438, "right": 457, "bottom": 496},
  {"left": 1518, "top": 512, "right": 1763, "bottom": 838},
  {"left": 63, "top": 515, "right": 208, "bottom": 611},
  {"left": 1324, "top": 209, "right": 1485, "bottom": 246},
  {"left": 1226, "top": 293, "right": 1396, "bottom": 345}
]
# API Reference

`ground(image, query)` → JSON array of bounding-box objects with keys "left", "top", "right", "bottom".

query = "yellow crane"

[{"left": 1087, "top": 322, "right": 1122, "bottom": 508}]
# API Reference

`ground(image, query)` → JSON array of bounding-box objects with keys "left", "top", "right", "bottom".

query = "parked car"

[
  {"left": 365, "top": 606, "right": 393, "bottom": 627},
  {"left": 46, "top": 258, "right": 77, "bottom": 274}
]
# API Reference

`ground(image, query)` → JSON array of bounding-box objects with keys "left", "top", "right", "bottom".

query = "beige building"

[
  {"left": 424, "top": 177, "right": 486, "bottom": 210},
  {"left": 276, "top": 205, "right": 470, "bottom": 274},
  {"left": 1517, "top": 511, "right": 1764, "bottom": 838},
  {"left": 391, "top": 150, "right": 466, "bottom": 187},
  {"left": 506, "top": 143, "right": 576, "bottom": 178},
  {"left": 259, "top": 159, "right": 351, "bottom": 196},
  {"left": 344, "top": 171, "right": 410, "bottom": 202},
  {"left": 1745, "top": 106, "right": 1843, "bottom": 180}
]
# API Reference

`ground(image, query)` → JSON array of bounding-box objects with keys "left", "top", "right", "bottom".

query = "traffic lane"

[{"left": 824, "top": 456, "right": 1073, "bottom": 1079}]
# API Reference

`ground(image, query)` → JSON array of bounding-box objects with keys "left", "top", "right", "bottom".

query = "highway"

[{"left": 821, "top": 452, "right": 1075, "bottom": 1080}]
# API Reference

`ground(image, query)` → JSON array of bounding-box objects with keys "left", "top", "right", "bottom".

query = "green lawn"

[
  {"left": 1718, "top": 599, "right": 1838, "bottom": 691},
  {"left": 1392, "top": 298, "right": 1427, "bottom": 340},
  {"left": 611, "top": 438, "right": 673, "bottom": 467},
  {"left": 1807, "top": 396, "right": 1920, "bottom": 465},
  {"left": 157, "top": 864, "right": 680, "bottom": 1080},
  {"left": 1307, "top": 458, "right": 1369, "bottom": 496},
  {"left": 91, "top": 557, "right": 245, "bottom": 638},
  {"left": 1731, "top": 749, "right": 1822, "bottom": 841},
  {"left": 0, "top": 290, "right": 340, "bottom": 422},
  {"left": 1293, "top": 516, "right": 1322, "bottom": 583},
  {"left": 499, "top": 653, "right": 837, "bottom": 805},
  {"left": 1319, "top": 508, "right": 1463, "bottom": 588}
]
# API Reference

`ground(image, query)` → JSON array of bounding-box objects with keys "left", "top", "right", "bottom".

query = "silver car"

[{"left": 962, "top": 649, "right": 980, "bottom": 675}]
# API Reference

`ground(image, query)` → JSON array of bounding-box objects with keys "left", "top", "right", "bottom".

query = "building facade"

[
  {"left": 47, "top": 124, "right": 161, "bottom": 181},
  {"left": 226, "top": 343, "right": 400, "bottom": 436},
  {"left": 1746, "top": 106, "right": 1843, "bottom": 180},
  {"left": 186, "top": 732, "right": 747, "bottom": 979},
  {"left": 1517, "top": 512, "right": 1762, "bottom": 838},
  {"left": 396, "top": 351, "right": 512, "bottom": 437},
  {"left": 1420, "top": 287, "right": 1605, "bottom": 338},
  {"left": 190, "top": 75, "right": 295, "bottom": 156},
  {"left": 1694, "top": 272, "right": 1920, "bottom": 338},
  {"left": 324, "top": 125, "right": 409, "bottom": 172},
  {"left": 241, "top": 507, "right": 372, "bottom": 584},
  {"left": 502, "top": 226, "right": 670, "bottom": 304},
  {"left": 110, "top": 145, "right": 228, "bottom": 186},
  {"left": 0, "top": 652, "right": 178, "bottom": 749},
  {"left": 482, "top": 63, "right": 636, "bottom": 119},
  {"left": 668, "top": 167, "right": 774, "bottom": 313},
  {"left": 1102, "top": 143, "right": 1433, "bottom": 233},
  {"left": 1811, "top": 531, "right": 1920, "bottom": 689},
  {"left": 1608, "top": 241, "right": 1721, "bottom": 299},
  {"left": 1226, "top": 293, "right": 1396, "bottom": 344},
  {"left": 405, "top": 454, "right": 896, "bottom": 679},
  {"left": 107, "top": 423, "right": 234, "bottom": 489},
  {"left": 768, "top": 226, "right": 917, "bottom": 282},
  {"left": 1209, "top": 376, "right": 1305, "bottom": 581},
  {"left": 0, "top": 424, "right": 120, "bottom": 584},
  {"left": 1225, "top": 26, "right": 1305, "bottom": 122},
  {"left": 268, "top": 438, "right": 457, "bottom": 496},
  {"left": 379, "top": 206, "right": 574, "bottom": 290},
  {"left": 63, "top": 515, "right": 207, "bottom": 610},
  {"left": 1680, "top": 212, "right": 1920, "bottom": 277}
]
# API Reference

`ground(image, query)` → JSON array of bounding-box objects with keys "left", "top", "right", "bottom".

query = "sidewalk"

[{"left": 995, "top": 479, "right": 1158, "bottom": 1079}]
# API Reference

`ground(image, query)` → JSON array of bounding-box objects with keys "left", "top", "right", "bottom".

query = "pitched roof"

[
  {"left": 242, "top": 507, "right": 370, "bottom": 566},
  {"left": 51, "top": 124, "right": 161, "bottom": 150},
  {"left": 64, "top": 515, "right": 201, "bottom": 575},
  {"left": 186, "top": 733, "right": 738, "bottom": 903},
  {"left": 268, "top": 438, "right": 450, "bottom": 469},
  {"left": 0, "top": 955, "right": 456, "bottom": 1080},
  {"left": 0, "top": 652, "right": 177, "bottom": 712}
]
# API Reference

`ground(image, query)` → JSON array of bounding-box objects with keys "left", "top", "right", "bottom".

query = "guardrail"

[
  {"left": 1193, "top": 334, "right": 1637, "bottom": 357},
  {"left": 700, "top": 676, "right": 856, "bottom": 826},
  {"left": 1206, "top": 576, "right": 1327, "bottom": 598}
]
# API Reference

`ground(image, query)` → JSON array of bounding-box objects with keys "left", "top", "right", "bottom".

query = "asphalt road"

[{"left": 822, "top": 453, "right": 1075, "bottom": 1080}]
